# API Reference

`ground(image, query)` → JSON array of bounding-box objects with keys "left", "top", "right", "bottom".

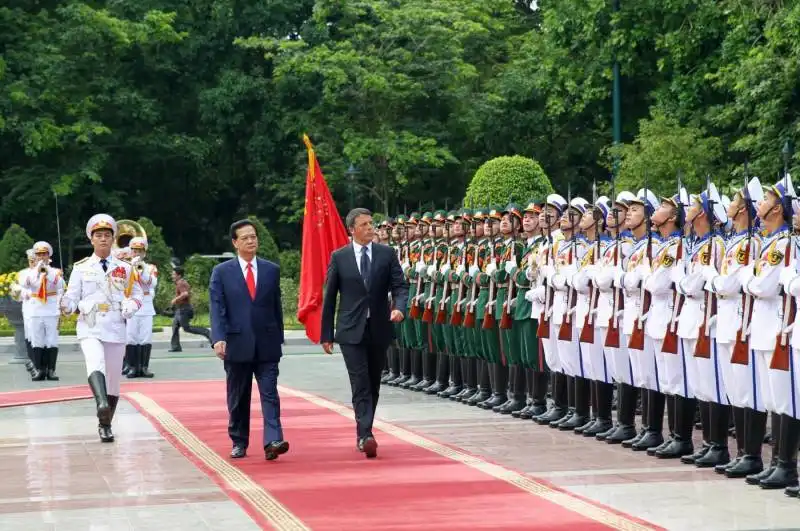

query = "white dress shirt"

[
  {"left": 352, "top": 241, "right": 372, "bottom": 317},
  {"left": 238, "top": 255, "right": 257, "bottom": 285}
]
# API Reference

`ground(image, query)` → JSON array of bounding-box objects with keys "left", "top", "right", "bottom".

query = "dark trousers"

[
  {"left": 171, "top": 306, "right": 210, "bottom": 350},
  {"left": 224, "top": 360, "right": 283, "bottom": 448},
  {"left": 340, "top": 319, "right": 385, "bottom": 440}
]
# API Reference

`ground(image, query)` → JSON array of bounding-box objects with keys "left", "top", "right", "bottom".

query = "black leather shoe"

[
  {"left": 583, "top": 419, "right": 613, "bottom": 437},
  {"left": 759, "top": 462, "right": 799, "bottom": 490},
  {"left": 785, "top": 484, "right": 800, "bottom": 497},
  {"left": 438, "top": 385, "right": 461, "bottom": 398},
  {"left": 647, "top": 437, "right": 672, "bottom": 456},
  {"left": 695, "top": 446, "right": 730, "bottom": 468},
  {"left": 746, "top": 462, "right": 776, "bottom": 485},
  {"left": 632, "top": 431, "right": 664, "bottom": 452},
  {"left": 622, "top": 429, "right": 646, "bottom": 448},
  {"left": 726, "top": 456, "right": 764, "bottom": 479},
  {"left": 535, "top": 407, "right": 567, "bottom": 425},
  {"left": 529, "top": 403, "right": 548, "bottom": 418},
  {"left": 466, "top": 390, "right": 491, "bottom": 406},
  {"left": 265, "top": 441, "right": 290, "bottom": 461},
  {"left": 550, "top": 410, "right": 574, "bottom": 428},
  {"left": 512, "top": 404, "right": 532, "bottom": 418},
  {"left": 230, "top": 445, "right": 247, "bottom": 459},
  {"left": 559, "top": 414, "right": 589, "bottom": 431},
  {"left": 655, "top": 439, "right": 694, "bottom": 459},
  {"left": 98, "top": 424, "right": 114, "bottom": 443},
  {"left": 681, "top": 443, "right": 710, "bottom": 464},
  {"left": 358, "top": 437, "right": 378, "bottom": 458},
  {"left": 424, "top": 382, "right": 445, "bottom": 395},
  {"left": 716, "top": 454, "right": 741, "bottom": 475},
  {"left": 604, "top": 425, "right": 637, "bottom": 444}
]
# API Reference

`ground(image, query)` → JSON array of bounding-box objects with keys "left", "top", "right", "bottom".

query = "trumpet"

[{"left": 38, "top": 261, "right": 48, "bottom": 274}]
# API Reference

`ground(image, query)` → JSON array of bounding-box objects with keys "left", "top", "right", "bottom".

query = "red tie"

[{"left": 246, "top": 263, "right": 256, "bottom": 300}]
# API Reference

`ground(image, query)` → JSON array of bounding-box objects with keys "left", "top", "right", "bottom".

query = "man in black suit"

[
  {"left": 209, "top": 219, "right": 289, "bottom": 461},
  {"left": 321, "top": 208, "right": 409, "bottom": 458}
]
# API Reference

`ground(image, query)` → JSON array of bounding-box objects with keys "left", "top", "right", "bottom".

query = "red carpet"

[
  {"left": 120, "top": 381, "right": 659, "bottom": 531},
  {"left": 0, "top": 386, "right": 90, "bottom": 408}
]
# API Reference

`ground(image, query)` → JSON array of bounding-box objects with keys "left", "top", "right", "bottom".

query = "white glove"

[
  {"left": 701, "top": 265, "right": 717, "bottom": 283},
  {"left": 525, "top": 288, "right": 537, "bottom": 302},
  {"left": 402, "top": 260, "right": 410, "bottom": 270},
  {"left": 415, "top": 261, "right": 426, "bottom": 274},
  {"left": 78, "top": 300, "right": 96, "bottom": 315},
  {"left": 455, "top": 264, "right": 465, "bottom": 276},
  {"left": 613, "top": 267, "right": 624, "bottom": 287},
  {"left": 426, "top": 264, "right": 436, "bottom": 278},
  {"left": 533, "top": 285, "right": 546, "bottom": 303},
  {"left": 540, "top": 264, "right": 555, "bottom": 281},
  {"left": 505, "top": 261, "right": 516, "bottom": 275},
  {"left": 780, "top": 264, "right": 798, "bottom": 288},
  {"left": 485, "top": 262, "right": 497, "bottom": 277},
  {"left": 440, "top": 263, "right": 451, "bottom": 276},
  {"left": 669, "top": 262, "right": 685, "bottom": 285},
  {"left": 121, "top": 299, "right": 139, "bottom": 319},
  {"left": 469, "top": 264, "right": 480, "bottom": 277}
]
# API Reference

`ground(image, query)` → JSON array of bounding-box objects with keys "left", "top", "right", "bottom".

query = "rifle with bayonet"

[
  {"left": 732, "top": 163, "right": 754, "bottom": 365},
  {"left": 628, "top": 173, "right": 652, "bottom": 351},
  {"left": 771, "top": 143, "right": 795, "bottom": 371},
  {"left": 695, "top": 174, "right": 717, "bottom": 358},
  {"left": 500, "top": 218, "right": 519, "bottom": 330},
  {"left": 435, "top": 219, "right": 453, "bottom": 324},
  {"left": 663, "top": 172, "right": 685, "bottom": 354},
  {"left": 605, "top": 176, "right": 624, "bottom": 348},
  {"left": 559, "top": 185, "right": 577, "bottom": 341},
  {"left": 580, "top": 181, "right": 601, "bottom": 344}
]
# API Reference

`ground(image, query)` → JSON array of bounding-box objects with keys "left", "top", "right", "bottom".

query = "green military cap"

[
  {"left": 446, "top": 210, "right": 458, "bottom": 222},
  {"left": 432, "top": 210, "right": 447, "bottom": 222},
  {"left": 379, "top": 217, "right": 394, "bottom": 227},
  {"left": 503, "top": 203, "right": 523, "bottom": 220},
  {"left": 486, "top": 206, "right": 502, "bottom": 221},
  {"left": 524, "top": 200, "right": 542, "bottom": 213},
  {"left": 395, "top": 214, "right": 408, "bottom": 225},
  {"left": 472, "top": 208, "right": 486, "bottom": 220},
  {"left": 421, "top": 211, "right": 434, "bottom": 224},
  {"left": 458, "top": 207, "right": 472, "bottom": 221},
  {"left": 408, "top": 212, "right": 420, "bottom": 225}
]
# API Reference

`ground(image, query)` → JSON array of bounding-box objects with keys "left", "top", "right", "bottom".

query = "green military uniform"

[
  {"left": 386, "top": 215, "right": 409, "bottom": 386},
  {"left": 411, "top": 212, "right": 436, "bottom": 391},
  {"left": 438, "top": 210, "right": 467, "bottom": 398},
  {"left": 423, "top": 210, "right": 450, "bottom": 394},
  {"left": 399, "top": 213, "right": 423, "bottom": 389}
]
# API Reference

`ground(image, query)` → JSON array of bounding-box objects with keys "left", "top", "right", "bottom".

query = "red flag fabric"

[{"left": 297, "top": 135, "right": 350, "bottom": 343}]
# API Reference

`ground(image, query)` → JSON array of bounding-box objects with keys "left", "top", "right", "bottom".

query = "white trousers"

[
  {"left": 725, "top": 348, "right": 765, "bottom": 412},
  {"left": 542, "top": 324, "right": 562, "bottom": 373},
  {"left": 631, "top": 335, "right": 659, "bottom": 391},
  {"left": 661, "top": 338, "right": 691, "bottom": 397},
  {"left": 694, "top": 340, "right": 728, "bottom": 404},
  {"left": 606, "top": 332, "right": 634, "bottom": 385},
  {"left": 581, "top": 327, "right": 610, "bottom": 383},
  {"left": 30, "top": 316, "right": 59, "bottom": 348},
  {"left": 558, "top": 327, "right": 581, "bottom": 377},
  {"left": 23, "top": 317, "right": 31, "bottom": 342},
  {"left": 766, "top": 348, "right": 798, "bottom": 418},
  {"left": 753, "top": 350, "right": 775, "bottom": 413},
  {"left": 82, "top": 339, "right": 125, "bottom": 396},
  {"left": 126, "top": 315, "right": 153, "bottom": 344},
  {"left": 716, "top": 341, "right": 736, "bottom": 406}
]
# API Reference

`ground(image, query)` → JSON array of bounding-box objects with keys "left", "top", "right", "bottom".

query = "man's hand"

[
  {"left": 213, "top": 341, "right": 226, "bottom": 360},
  {"left": 170, "top": 297, "right": 177, "bottom": 306},
  {"left": 390, "top": 309, "right": 404, "bottom": 323},
  {"left": 322, "top": 342, "right": 334, "bottom": 355}
]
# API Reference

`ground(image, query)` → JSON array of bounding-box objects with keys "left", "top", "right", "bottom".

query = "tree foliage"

[
  {"left": 247, "top": 216, "right": 280, "bottom": 265},
  {"left": 0, "top": 224, "right": 34, "bottom": 273},
  {"left": 464, "top": 156, "right": 553, "bottom": 208}
]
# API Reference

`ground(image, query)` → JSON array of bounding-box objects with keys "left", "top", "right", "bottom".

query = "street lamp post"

[{"left": 345, "top": 163, "right": 360, "bottom": 211}]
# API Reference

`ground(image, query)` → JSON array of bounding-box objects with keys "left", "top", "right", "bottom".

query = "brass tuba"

[{"left": 113, "top": 219, "right": 147, "bottom": 256}]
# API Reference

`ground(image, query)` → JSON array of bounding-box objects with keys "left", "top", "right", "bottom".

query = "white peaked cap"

[
  {"left": 32, "top": 241, "right": 53, "bottom": 256},
  {"left": 86, "top": 214, "right": 117, "bottom": 240}
]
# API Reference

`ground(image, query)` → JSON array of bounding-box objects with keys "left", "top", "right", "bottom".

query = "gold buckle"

[{"left": 97, "top": 303, "right": 110, "bottom": 312}]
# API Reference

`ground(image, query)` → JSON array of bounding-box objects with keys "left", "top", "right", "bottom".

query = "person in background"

[{"left": 169, "top": 266, "right": 210, "bottom": 352}]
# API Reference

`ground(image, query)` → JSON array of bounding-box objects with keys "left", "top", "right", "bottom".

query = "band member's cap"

[
  {"left": 86, "top": 214, "right": 117, "bottom": 240},
  {"left": 594, "top": 196, "right": 612, "bottom": 219},
  {"left": 129, "top": 237, "right": 148, "bottom": 250},
  {"left": 739, "top": 176, "right": 764, "bottom": 205},
  {"left": 694, "top": 182, "right": 728, "bottom": 224},
  {"left": 662, "top": 187, "right": 689, "bottom": 210},
  {"left": 546, "top": 194, "right": 567, "bottom": 213},
  {"left": 630, "top": 189, "right": 660, "bottom": 214},
  {"left": 26, "top": 249, "right": 35, "bottom": 260},
  {"left": 720, "top": 195, "right": 731, "bottom": 211},
  {"left": 114, "top": 247, "right": 132, "bottom": 261},
  {"left": 770, "top": 174, "right": 800, "bottom": 214},
  {"left": 32, "top": 241, "right": 53, "bottom": 256}
]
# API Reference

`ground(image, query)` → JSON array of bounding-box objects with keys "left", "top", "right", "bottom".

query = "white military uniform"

[
  {"left": 126, "top": 240, "right": 158, "bottom": 345},
  {"left": 553, "top": 231, "right": 589, "bottom": 378},
  {"left": 575, "top": 234, "right": 611, "bottom": 383},
  {"left": 61, "top": 216, "right": 143, "bottom": 397},
  {"left": 23, "top": 242, "right": 65, "bottom": 349}
]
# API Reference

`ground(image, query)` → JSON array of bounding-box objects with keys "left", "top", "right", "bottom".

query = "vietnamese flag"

[{"left": 296, "top": 134, "right": 350, "bottom": 343}]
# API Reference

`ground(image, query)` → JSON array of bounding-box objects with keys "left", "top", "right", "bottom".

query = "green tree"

[
  {"left": 183, "top": 254, "right": 217, "bottom": 290},
  {"left": 137, "top": 217, "right": 174, "bottom": 313},
  {"left": 278, "top": 250, "right": 301, "bottom": 281},
  {"left": 0, "top": 224, "right": 35, "bottom": 272},
  {"left": 247, "top": 216, "right": 280, "bottom": 265},
  {"left": 464, "top": 156, "right": 553, "bottom": 207}
]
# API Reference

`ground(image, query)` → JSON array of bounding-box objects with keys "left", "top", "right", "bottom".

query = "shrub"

[
  {"left": 0, "top": 224, "right": 35, "bottom": 273},
  {"left": 136, "top": 217, "right": 174, "bottom": 277},
  {"left": 184, "top": 254, "right": 217, "bottom": 290},
  {"left": 279, "top": 250, "right": 301, "bottom": 281},
  {"left": 154, "top": 278, "right": 175, "bottom": 314},
  {"left": 463, "top": 155, "right": 554, "bottom": 208},
  {"left": 247, "top": 216, "right": 281, "bottom": 265},
  {"left": 280, "top": 277, "right": 298, "bottom": 321}
]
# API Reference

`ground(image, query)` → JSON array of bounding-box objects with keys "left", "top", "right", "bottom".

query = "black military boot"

[
  {"left": 633, "top": 390, "right": 665, "bottom": 452},
  {"left": 401, "top": 349, "right": 422, "bottom": 389},
  {"left": 45, "top": 347, "right": 59, "bottom": 381},
  {"left": 695, "top": 403, "right": 731, "bottom": 468},
  {"left": 576, "top": 380, "right": 599, "bottom": 435},
  {"left": 682, "top": 401, "right": 711, "bottom": 464},
  {"left": 585, "top": 382, "right": 614, "bottom": 437},
  {"left": 604, "top": 384, "right": 638, "bottom": 443},
  {"left": 102, "top": 395, "right": 120, "bottom": 443},
  {"left": 454, "top": 358, "right": 475, "bottom": 401},
  {"left": 25, "top": 341, "right": 35, "bottom": 374},
  {"left": 127, "top": 346, "right": 142, "bottom": 378},
  {"left": 482, "top": 363, "right": 508, "bottom": 410},
  {"left": 759, "top": 415, "right": 800, "bottom": 490},
  {"left": 390, "top": 348, "right": 410, "bottom": 386},
  {"left": 439, "top": 355, "right": 463, "bottom": 398},
  {"left": 140, "top": 344, "right": 155, "bottom": 378},
  {"left": 649, "top": 393, "right": 677, "bottom": 456},
  {"left": 425, "top": 352, "right": 449, "bottom": 395},
  {"left": 492, "top": 364, "right": 513, "bottom": 413},
  {"left": 413, "top": 350, "right": 436, "bottom": 391},
  {"left": 746, "top": 412, "right": 779, "bottom": 484},
  {"left": 536, "top": 372, "right": 567, "bottom": 424},
  {"left": 657, "top": 396, "right": 695, "bottom": 458},
  {"left": 88, "top": 371, "right": 113, "bottom": 442},
  {"left": 529, "top": 370, "right": 549, "bottom": 418},
  {"left": 498, "top": 365, "right": 526, "bottom": 414},
  {"left": 31, "top": 347, "right": 46, "bottom": 381},
  {"left": 382, "top": 342, "right": 399, "bottom": 384},
  {"left": 561, "top": 376, "right": 591, "bottom": 431},
  {"left": 718, "top": 406, "right": 745, "bottom": 474},
  {"left": 467, "top": 361, "right": 492, "bottom": 405},
  {"left": 122, "top": 345, "right": 133, "bottom": 376},
  {"left": 727, "top": 408, "right": 766, "bottom": 478},
  {"left": 514, "top": 368, "right": 534, "bottom": 418}
]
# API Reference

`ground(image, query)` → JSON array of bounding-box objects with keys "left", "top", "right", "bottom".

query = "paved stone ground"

[{"left": 1, "top": 346, "right": 798, "bottom": 530}]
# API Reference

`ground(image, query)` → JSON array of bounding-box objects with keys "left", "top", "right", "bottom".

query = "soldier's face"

[
  {"left": 607, "top": 206, "right": 626, "bottom": 229},
  {"left": 91, "top": 229, "right": 114, "bottom": 255},
  {"left": 474, "top": 222, "right": 484, "bottom": 237},
  {"left": 626, "top": 204, "right": 645, "bottom": 228},
  {"left": 35, "top": 252, "right": 49, "bottom": 263},
  {"left": 500, "top": 214, "right": 513, "bottom": 234},
  {"left": 757, "top": 191, "right": 781, "bottom": 222},
  {"left": 377, "top": 227, "right": 389, "bottom": 240},
  {"left": 392, "top": 226, "right": 403, "bottom": 240},
  {"left": 579, "top": 209, "right": 596, "bottom": 231},
  {"left": 651, "top": 202, "right": 674, "bottom": 226},
  {"left": 132, "top": 248, "right": 146, "bottom": 259},
  {"left": 728, "top": 195, "right": 744, "bottom": 220},
  {"left": 452, "top": 221, "right": 465, "bottom": 237},
  {"left": 522, "top": 212, "right": 538, "bottom": 233},
  {"left": 433, "top": 223, "right": 444, "bottom": 237}
]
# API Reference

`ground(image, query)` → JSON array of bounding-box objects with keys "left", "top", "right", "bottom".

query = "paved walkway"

[{"left": 0, "top": 346, "right": 797, "bottom": 530}]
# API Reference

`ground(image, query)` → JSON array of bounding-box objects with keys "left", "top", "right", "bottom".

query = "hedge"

[
  {"left": 463, "top": 155, "right": 554, "bottom": 208},
  {"left": 0, "top": 224, "right": 35, "bottom": 272}
]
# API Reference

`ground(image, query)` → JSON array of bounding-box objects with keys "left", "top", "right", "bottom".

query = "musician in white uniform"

[
  {"left": 13, "top": 249, "right": 37, "bottom": 375},
  {"left": 61, "top": 214, "right": 144, "bottom": 443},
  {"left": 22, "top": 242, "right": 65, "bottom": 381},
  {"left": 124, "top": 236, "right": 158, "bottom": 378}
]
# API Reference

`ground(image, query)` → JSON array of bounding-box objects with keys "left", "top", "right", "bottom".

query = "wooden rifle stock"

[
  {"left": 693, "top": 292, "right": 715, "bottom": 358},
  {"left": 499, "top": 280, "right": 515, "bottom": 330},
  {"left": 558, "top": 288, "right": 576, "bottom": 341},
  {"left": 662, "top": 239, "right": 685, "bottom": 354},
  {"left": 580, "top": 244, "right": 600, "bottom": 344},
  {"left": 770, "top": 239, "right": 794, "bottom": 371},
  {"left": 628, "top": 291, "right": 649, "bottom": 351},
  {"left": 605, "top": 241, "right": 622, "bottom": 348},
  {"left": 731, "top": 292, "right": 751, "bottom": 365},
  {"left": 421, "top": 280, "right": 435, "bottom": 323},
  {"left": 435, "top": 274, "right": 449, "bottom": 324},
  {"left": 482, "top": 240, "right": 498, "bottom": 330},
  {"left": 409, "top": 274, "right": 423, "bottom": 319}
]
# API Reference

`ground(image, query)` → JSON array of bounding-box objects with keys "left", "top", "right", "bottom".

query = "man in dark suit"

[
  {"left": 209, "top": 220, "right": 289, "bottom": 461},
  {"left": 321, "top": 208, "right": 409, "bottom": 458}
]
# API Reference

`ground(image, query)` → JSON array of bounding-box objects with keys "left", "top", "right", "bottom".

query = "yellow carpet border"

[
  {"left": 126, "top": 391, "right": 309, "bottom": 531},
  {"left": 279, "top": 385, "right": 657, "bottom": 531}
]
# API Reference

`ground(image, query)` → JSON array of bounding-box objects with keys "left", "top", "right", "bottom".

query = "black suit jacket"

[{"left": 320, "top": 242, "right": 409, "bottom": 347}]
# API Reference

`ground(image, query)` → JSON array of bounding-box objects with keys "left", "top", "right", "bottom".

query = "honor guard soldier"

[
  {"left": 438, "top": 210, "right": 466, "bottom": 398},
  {"left": 706, "top": 177, "right": 765, "bottom": 478},
  {"left": 424, "top": 210, "right": 450, "bottom": 394},
  {"left": 399, "top": 212, "right": 424, "bottom": 389},
  {"left": 594, "top": 191, "right": 637, "bottom": 443},
  {"left": 616, "top": 188, "right": 659, "bottom": 449},
  {"left": 530, "top": 194, "right": 567, "bottom": 424},
  {"left": 446, "top": 209, "right": 475, "bottom": 401},
  {"left": 738, "top": 176, "right": 794, "bottom": 488},
  {"left": 513, "top": 201, "right": 547, "bottom": 419},
  {"left": 22, "top": 241, "right": 65, "bottom": 381},
  {"left": 411, "top": 211, "right": 437, "bottom": 392},
  {"left": 124, "top": 237, "right": 158, "bottom": 378},
  {"left": 61, "top": 214, "right": 144, "bottom": 443},
  {"left": 383, "top": 217, "right": 404, "bottom": 384}
]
